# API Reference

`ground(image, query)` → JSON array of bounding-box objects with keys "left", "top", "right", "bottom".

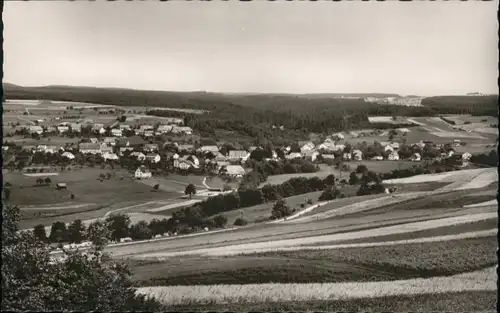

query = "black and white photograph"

[{"left": 1, "top": 1, "right": 498, "bottom": 311}]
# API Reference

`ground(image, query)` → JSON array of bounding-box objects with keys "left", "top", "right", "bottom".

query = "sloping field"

[
  {"left": 133, "top": 212, "right": 496, "bottom": 258},
  {"left": 464, "top": 199, "right": 498, "bottom": 208},
  {"left": 136, "top": 266, "right": 496, "bottom": 305},
  {"left": 285, "top": 192, "right": 428, "bottom": 224},
  {"left": 383, "top": 168, "right": 497, "bottom": 189}
]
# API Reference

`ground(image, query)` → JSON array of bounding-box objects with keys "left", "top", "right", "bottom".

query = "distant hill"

[{"left": 1, "top": 83, "right": 398, "bottom": 113}]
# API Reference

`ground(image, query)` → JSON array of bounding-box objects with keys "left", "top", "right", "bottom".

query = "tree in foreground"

[
  {"left": 349, "top": 171, "right": 360, "bottom": 185},
  {"left": 33, "top": 224, "right": 48, "bottom": 243},
  {"left": 185, "top": 183, "right": 197, "bottom": 199},
  {"left": 1, "top": 205, "right": 162, "bottom": 312},
  {"left": 67, "top": 219, "right": 87, "bottom": 244}
]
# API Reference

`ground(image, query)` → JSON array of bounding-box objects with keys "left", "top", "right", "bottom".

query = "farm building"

[
  {"left": 371, "top": 156, "right": 384, "bottom": 161},
  {"left": 224, "top": 165, "right": 246, "bottom": 177},
  {"left": 89, "top": 137, "right": 99, "bottom": 143},
  {"left": 300, "top": 142, "right": 315, "bottom": 153},
  {"left": 135, "top": 166, "right": 152, "bottom": 179},
  {"left": 119, "top": 147, "right": 134, "bottom": 156},
  {"left": 56, "top": 183, "right": 67, "bottom": 190},
  {"left": 99, "top": 144, "right": 113, "bottom": 155}
]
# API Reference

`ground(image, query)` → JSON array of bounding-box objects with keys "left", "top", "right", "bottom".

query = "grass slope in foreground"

[
  {"left": 165, "top": 291, "right": 497, "bottom": 312},
  {"left": 129, "top": 236, "right": 497, "bottom": 286}
]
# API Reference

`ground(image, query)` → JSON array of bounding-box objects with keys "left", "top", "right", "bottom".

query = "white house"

[
  {"left": 145, "top": 153, "right": 161, "bottom": 163},
  {"left": 61, "top": 152, "right": 75, "bottom": 160},
  {"left": 300, "top": 142, "right": 315, "bottom": 154},
  {"left": 352, "top": 149, "right": 363, "bottom": 161},
  {"left": 342, "top": 152, "right": 352, "bottom": 161},
  {"left": 103, "top": 152, "right": 119, "bottom": 161},
  {"left": 410, "top": 153, "right": 421, "bottom": 162},
  {"left": 135, "top": 166, "right": 152, "bottom": 179},
  {"left": 69, "top": 123, "right": 82, "bottom": 133},
  {"left": 57, "top": 126, "right": 69, "bottom": 133},
  {"left": 79, "top": 143, "right": 101, "bottom": 155},
  {"left": 111, "top": 129, "right": 123, "bottom": 137},
  {"left": 286, "top": 152, "right": 302, "bottom": 160},
  {"left": 388, "top": 150, "right": 400, "bottom": 161}
]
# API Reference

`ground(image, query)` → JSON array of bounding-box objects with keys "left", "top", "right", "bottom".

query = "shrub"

[{"left": 234, "top": 218, "right": 248, "bottom": 226}]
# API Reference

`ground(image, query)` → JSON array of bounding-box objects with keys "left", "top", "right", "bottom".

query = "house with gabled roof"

[
  {"left": 135, "top": 166, "right": 152, "bottom": 179},
  {"left": 198, "top": 145, "right": 219, "bottom": 153}
]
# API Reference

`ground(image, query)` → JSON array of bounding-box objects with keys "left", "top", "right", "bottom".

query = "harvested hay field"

[
  {"left": 130, "top": 236, "right": 496, "bottom": 287},
  {"left": 136, "top": 266, "right": 495, "bottom": 305}
]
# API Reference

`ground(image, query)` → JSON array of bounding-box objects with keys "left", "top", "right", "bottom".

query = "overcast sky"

[{"left": 3, "top": 1, "right": 498, "bottom": 96}]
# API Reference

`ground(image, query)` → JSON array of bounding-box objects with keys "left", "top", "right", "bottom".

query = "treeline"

[
  {"left": 171, "top": 176, "right": 329, "bottom": 229},
  {"left": 470, "top": 150, "right": 498, "bottom": 167},
  {"left": 422, "top": 96, "right": 498, "bottom": 117}
]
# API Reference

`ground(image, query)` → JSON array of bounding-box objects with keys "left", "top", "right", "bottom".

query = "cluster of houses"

[{"left": 26, "top": 119, "right": 193, "bottom": 138}]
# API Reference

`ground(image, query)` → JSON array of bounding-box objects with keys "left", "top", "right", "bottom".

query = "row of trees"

[
  {"left": 171, "top": 175, "right": 333, "bottom": 230},
  {"left": 470, "top": 150, "right": 498, "bottom": 167}
]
